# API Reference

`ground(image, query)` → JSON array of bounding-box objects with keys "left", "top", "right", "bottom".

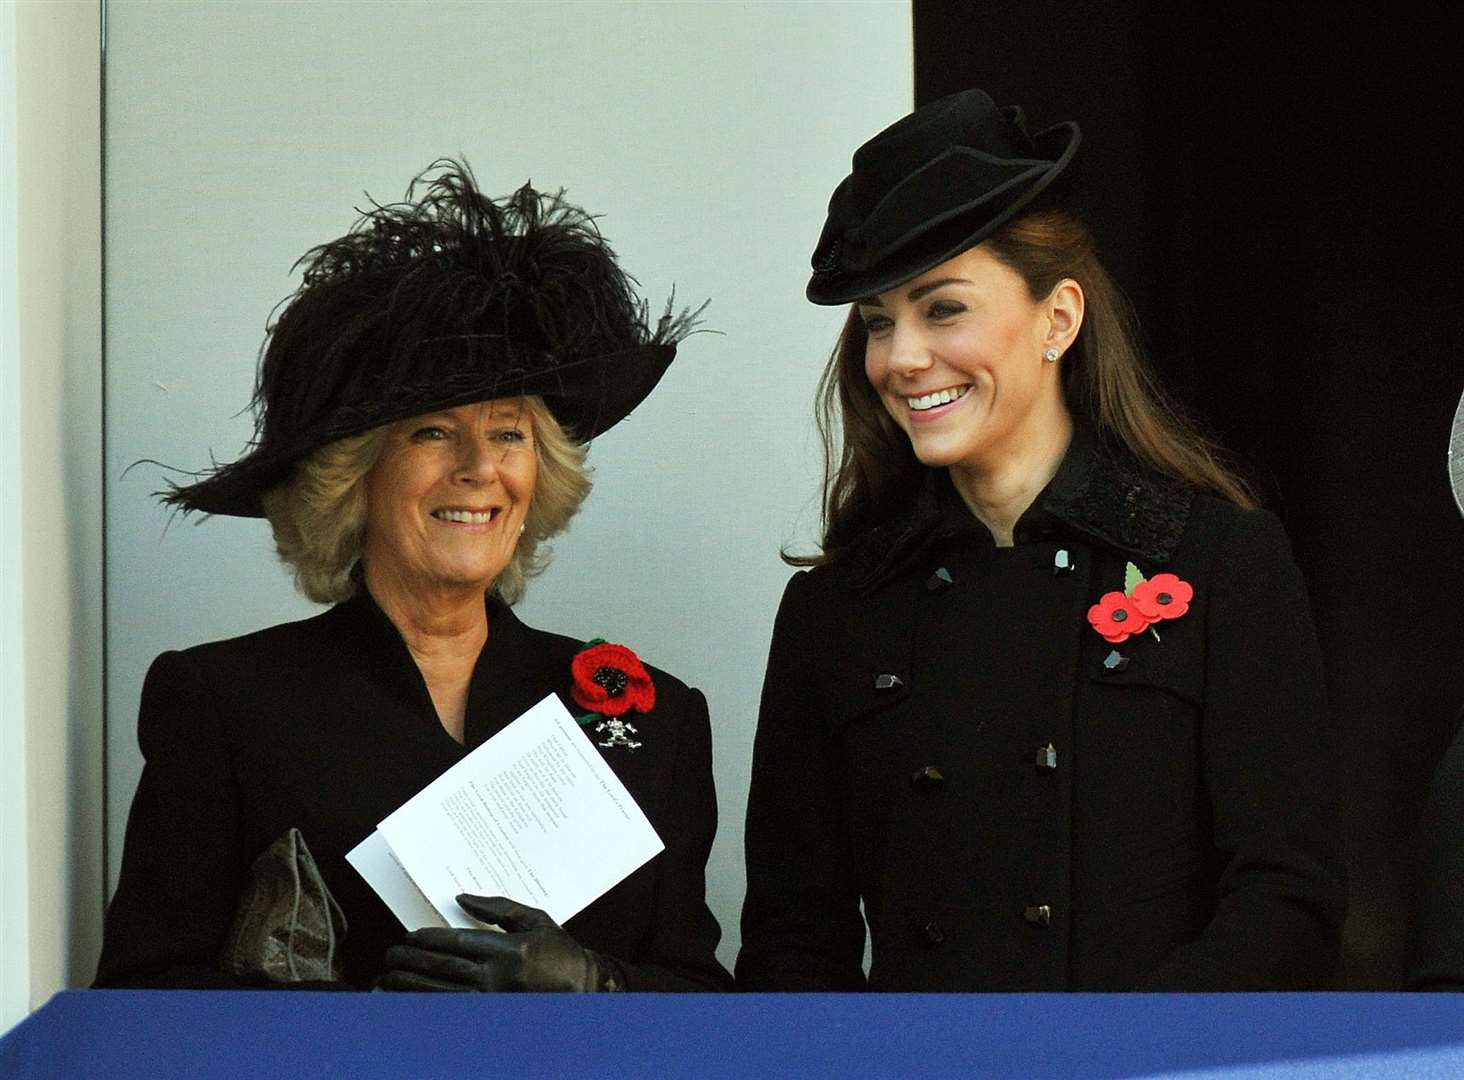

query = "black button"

[
  {"left": 874, "top": 673, "right": 904, "bottom": 691},
  {"left": 910, "top": 765, "right": 945, "bottom": 790},
  {"left": 923, "top": 920, "right": 945, "bottom": 946},
  {"left": 925, "top": 566, "right": 954, "bottom": 593},
  {"left": 1053, "top": 549, "right": 1075, "bottom": 574},
  {"left": 1102, "top": 650, "right": 1129, "bottom": 674},
  {"left": 1023, "top": 905, "right": 1052, "bottom": 927},
  {"left": 1034, "top": 743, "right": 1058, "bottom": 771}
]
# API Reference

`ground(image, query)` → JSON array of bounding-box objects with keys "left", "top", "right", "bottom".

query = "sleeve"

[
  {"left": 610, "top": 686, "right": 733, "bottom": 991},
  {"left": 736, "top": 571, "right": 868, "bottom": 990},
  {"left": 1137, "top": 509, "right": 1347, "bottom": 989},
  {"left": 1406, "top": 706, "right": 1464, "bottom": 990},
  {"left": 93, "top": 649, "right": 259, "bottom": 988}
]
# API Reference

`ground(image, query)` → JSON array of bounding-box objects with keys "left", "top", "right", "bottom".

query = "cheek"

[
  {"left": 508, "top": 454, "right": 538, "bottom": 508},
  {"left": 862, "top": 341, "right": 885, "bottom": 388},
  {"left": 374, "top": 470, "right": 418, "bottom": 519},
  {"left": 361, "top": 470, "right": 394, "bottom": 533},
  {"left": 366, "top": 454, "right": 440, "bottom": 538},
  {"left": 991, "top": 318, "right": 1040, "bottom": 371},
  {"left": 947, "top": 327, "right": 1000, "bottom": 377},
  {"left": 863, "top": 349, "right": 906, "bottom": 423}
]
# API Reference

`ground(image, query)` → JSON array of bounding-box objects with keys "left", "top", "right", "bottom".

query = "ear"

[{"left": 1042, "top": 278, "right": 1085, "bottom": 356}]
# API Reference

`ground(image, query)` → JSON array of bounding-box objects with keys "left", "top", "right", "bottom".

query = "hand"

[{"left": 376, "top": 894, "right": 624, "bottom": 993}]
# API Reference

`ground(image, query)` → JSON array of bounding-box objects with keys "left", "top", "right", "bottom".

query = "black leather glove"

[{"left": 376, "top": 894, "right": 624, "bottom": 993}]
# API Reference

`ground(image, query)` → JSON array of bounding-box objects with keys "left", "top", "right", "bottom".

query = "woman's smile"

[
  {"left": 430, "top": 506, "right": 502, "bottom": 528},
  {"left": 905, "top": 383, "right": 971, "bottom": 421}
]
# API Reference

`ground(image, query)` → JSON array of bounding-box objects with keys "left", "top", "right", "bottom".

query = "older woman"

[
  {"left": 94, "top": 162, "right": 730, "bottom": 992},
  {"left": 736, "top": 90, "right": 1346, "bottom": 990}
]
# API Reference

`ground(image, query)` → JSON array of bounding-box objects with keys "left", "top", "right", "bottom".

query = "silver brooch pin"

[{"left": 595, "top": 718, "right": 642, "bottom": 751}]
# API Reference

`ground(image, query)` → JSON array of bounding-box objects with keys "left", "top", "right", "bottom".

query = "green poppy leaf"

[{"left": 1124, "top": 561, "right": 1145, "bottom": 596}]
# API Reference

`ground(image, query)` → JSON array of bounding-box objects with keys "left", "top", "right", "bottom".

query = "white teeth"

[
  {"left": 433, "top": 509, "right": 494, "bottom": 524},
  {"left": 907, "top": 386, "right": 969, "bottom": 412}
]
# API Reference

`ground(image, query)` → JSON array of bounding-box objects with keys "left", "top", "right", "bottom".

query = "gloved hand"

[{"left": 376, "top": 894, "right": 624, "bottom": 993}]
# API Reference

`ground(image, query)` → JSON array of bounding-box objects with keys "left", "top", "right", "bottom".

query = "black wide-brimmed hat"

[
  {"left": 166, "top": 160, "right": 699, "bottom": 517},
  {"left": 807, "top": 88, "right": 1080, "bottom": 305}
]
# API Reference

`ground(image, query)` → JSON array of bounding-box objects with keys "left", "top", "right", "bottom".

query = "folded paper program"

[{"left": 347, "top": 693, "right": 663, "bottom": 930}]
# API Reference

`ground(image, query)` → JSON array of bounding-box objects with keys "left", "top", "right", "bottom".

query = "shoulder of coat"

[{"left": 1062, "top": 452, "right": 1196, "bottom": 565}]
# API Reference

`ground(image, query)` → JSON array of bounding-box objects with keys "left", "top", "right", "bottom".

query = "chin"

[
  {"left": 911, "top": 448, "right": 957, "bottom": 469},
  {"left": 426, "top": 563, "right": 503, "bottom": 593},
  {"left": 906, "top": 436, "right": 976, "bottom": 470}
]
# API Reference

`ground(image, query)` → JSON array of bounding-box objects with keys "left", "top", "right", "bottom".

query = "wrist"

[{"left": 588, "top": 949, "right": 626, "bottom": 992}]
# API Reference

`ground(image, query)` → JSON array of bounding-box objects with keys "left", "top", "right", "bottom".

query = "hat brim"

[
  {"left": 166, "top": 342, "right": 677, "bottom": 518},
  {"left": 807, "top": 120, "right": 1081, "bottom": 305}
]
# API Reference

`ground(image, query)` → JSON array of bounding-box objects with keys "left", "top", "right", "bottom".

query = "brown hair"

[
  {"left": 261, "top": 395, "right": 591, "bottom": 603},
  {"left": 794, "top": 209, "right": 1255, "bottom": 567}
]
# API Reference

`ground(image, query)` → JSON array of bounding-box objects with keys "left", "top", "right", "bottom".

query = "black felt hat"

[
  {"left": 807, "top": 88, "right": 1081, "bottom": 305},
  {"left": 166, "top": 160, "right": 698, "bottom": 518}
]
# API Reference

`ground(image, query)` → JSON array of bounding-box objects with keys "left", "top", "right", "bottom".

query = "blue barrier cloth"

[{"left": 3, "top": 991, "right": 1464, "bottom": 1078}]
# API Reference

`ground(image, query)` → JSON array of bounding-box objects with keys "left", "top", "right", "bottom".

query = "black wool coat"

[
  {"left": 95, "top": 591, "right": 731, "bottom": 991},
  {"left": 737, "top": 430, "right": 1346, "bottom": 990}
]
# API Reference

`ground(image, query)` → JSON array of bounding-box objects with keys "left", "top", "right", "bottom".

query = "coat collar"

[
  {"left": 325, "top": 584, "right": 577, "bottom": 747},
  {"left": 852, "top": 423, "right": 1194, "bottom": 591},
  {"left": 332, "top": 583, "right": 563, "bottom": 675}
]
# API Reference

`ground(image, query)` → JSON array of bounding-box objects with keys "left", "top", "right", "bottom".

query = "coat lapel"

[{"left": 464, "top": 598, "right": 578, "bottom": 747}]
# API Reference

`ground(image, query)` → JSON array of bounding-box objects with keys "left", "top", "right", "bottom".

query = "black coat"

[
  {"left": 737, "top": 430, "right": 1346, "bottom": 990},
  {"left": 95, "top": 591, "right": 730, "bottom": 991}
]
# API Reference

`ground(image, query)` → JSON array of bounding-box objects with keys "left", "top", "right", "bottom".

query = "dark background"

[{"left": 913, "top": 0, "right": 1463, "bottom": 987}]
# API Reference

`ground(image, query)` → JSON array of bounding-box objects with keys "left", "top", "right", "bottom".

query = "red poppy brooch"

[
  {"left": 1087, "top": 562, "right": 1193, "bottom": 644},
  {"left": 571, "top": 639, "right": 655, "bottom": 750}
]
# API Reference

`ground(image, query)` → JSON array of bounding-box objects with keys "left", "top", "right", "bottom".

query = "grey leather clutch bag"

[{"left": 221, "top": 827, "right": 348, "bottom": 983}]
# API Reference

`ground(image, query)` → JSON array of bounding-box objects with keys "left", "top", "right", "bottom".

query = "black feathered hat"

[
  {"left": 807, "top": 88, "right": 1080, "bottom": 305},
  {"left": 166, "top": 160, "right": 699, "bottom": 517}
]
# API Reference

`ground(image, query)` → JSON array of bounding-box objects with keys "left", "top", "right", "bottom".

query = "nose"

[
  {"left": 452, "top": 431, "right": 499, "bottom": 485},
  {"left": 885, "top": 320, "right": 932, "bottom": 379}
]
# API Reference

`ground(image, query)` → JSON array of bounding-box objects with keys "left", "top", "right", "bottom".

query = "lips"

[
  {"left": 906, "top": 385, "right": 970, "bottom": 412},
  {"left": 902, "top": 384, "right": 972, "bottom": 425},
  {"left": 431, "top": 507, "right": 499, "bottom": 524}
]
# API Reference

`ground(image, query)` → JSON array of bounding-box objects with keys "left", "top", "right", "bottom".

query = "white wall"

[
  {"left": 1, "top": 0, "right": 105, "bottom": 1026},
  {"left": 0, "top": 0, "right": 25, "bottom": 1029},
  {"left": 105, "top": 0, "right": 911, "bottom": 972}
]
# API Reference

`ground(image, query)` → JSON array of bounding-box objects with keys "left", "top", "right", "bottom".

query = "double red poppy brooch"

[
  {"left": 1087, "top": 562, "right": 1193, "bottom": 644},
  {"left": 571, "top": 639, "right": 655, "bottom": 750}
]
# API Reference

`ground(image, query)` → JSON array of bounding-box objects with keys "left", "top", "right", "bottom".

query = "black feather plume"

[{"left": 162, "top": 158, "right": 702, "bottom": 516}]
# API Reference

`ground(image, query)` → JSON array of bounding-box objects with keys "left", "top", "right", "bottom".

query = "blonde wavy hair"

[{"left": 260, "top": 396, "right": 591, "bottom": 604}]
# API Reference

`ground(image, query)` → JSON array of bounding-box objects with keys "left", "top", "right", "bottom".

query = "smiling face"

[
  {"left": 362, "top": 398, "right": 537, "bottom": 600},
  {"left": 857, "top": 244, "right": 1078, "bottom": 472}
]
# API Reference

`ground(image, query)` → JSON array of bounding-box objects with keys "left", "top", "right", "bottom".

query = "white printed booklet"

[{"left": 346, "top": 692, "right": 663, "bottom": 929}]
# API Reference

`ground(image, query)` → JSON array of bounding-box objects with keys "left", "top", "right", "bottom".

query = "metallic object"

[{"left": 1450, "top": 387, "right": 1464, "bottom": 518}]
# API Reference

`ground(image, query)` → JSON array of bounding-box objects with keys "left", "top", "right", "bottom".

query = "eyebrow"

[{"left": 857, "top": 277, "right": 973, "bottom": 307}]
